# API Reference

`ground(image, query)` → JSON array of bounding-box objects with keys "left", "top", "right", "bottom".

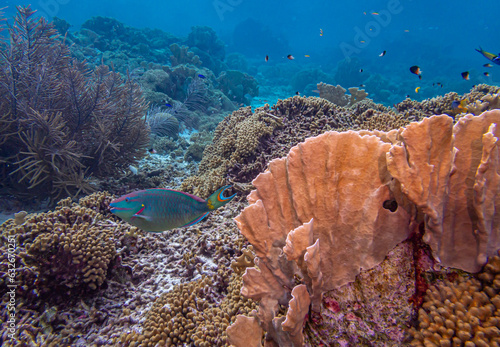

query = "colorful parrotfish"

[{"left": 109, "top": 185, "right": 236, "bottom": 232}]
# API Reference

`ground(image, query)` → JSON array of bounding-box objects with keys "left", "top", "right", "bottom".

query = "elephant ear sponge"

[
  {"left": 236, "top": 130, "right": 412, "bottom": 292},
  {"left": 386, "top": 110, "right": 500, "bottom": 272}
]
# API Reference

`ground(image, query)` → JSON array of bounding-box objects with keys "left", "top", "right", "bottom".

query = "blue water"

[{"left": 2, "top": 0, "right": 500, "bottom": 105}]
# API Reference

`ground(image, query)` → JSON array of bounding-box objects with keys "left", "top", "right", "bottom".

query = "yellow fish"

[{"left": 475, "top": 47, "right": 500, "bottom": 65}]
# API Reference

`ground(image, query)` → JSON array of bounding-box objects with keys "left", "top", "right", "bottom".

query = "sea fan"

[
  {"left": 174, "top": 77, "right": 209, "bottom": 128},
  {"left": 146, "top": 105, "right": 179, "bottom": 138},
  {"left": 0, "top": 6, "right": 149, "bottom": 199}
]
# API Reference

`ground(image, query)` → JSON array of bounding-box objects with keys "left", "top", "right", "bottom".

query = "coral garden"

[{"left": 0, "top": 5, "right": 500, "bottom": 347}]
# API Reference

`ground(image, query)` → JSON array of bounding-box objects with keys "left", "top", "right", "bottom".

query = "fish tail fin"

[
  {"left": 206, "top": 185, "right": 236, "bottom": 210},
  {"left": 475, "top": 46, "right": 483, "bottom": 53}
]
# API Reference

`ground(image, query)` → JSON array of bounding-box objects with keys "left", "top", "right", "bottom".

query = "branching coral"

[
  {"left": 181, "top": 104, "right": 283, "bottom": 197},
  {"left": 411, "top": 253, "right": 500, "bottom": 346},
  {"left": 0, "top": 6, "right": 149, "bottom": 199},
  {"left": 122, "top": 274, "right": 257, "bottom": 346}
]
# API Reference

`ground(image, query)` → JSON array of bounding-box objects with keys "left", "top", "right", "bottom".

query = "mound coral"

[
  {"left": 0, "top": 6, "right": 149, "bottom": 199},
  {"left": 228, "top": 109, "right": 500, "bottom": 345},
  {"left": 217, "top": 70, "right": 259, "bottom": 105},
  {"left": 184, "top": 86, "right": 500, "bottom": 207},
  {"left": 187, "top": 26, "right": 225, "bottom": 61},
  {"left": 182, "top": 95, "right": 409, "bottom": 197},
  {"left": 317, "top": 82, "right": 368, "bottom": 107},
  {"left": 395, "top": 84, "right": 500, "bottom": 120},
  {"left": 169, "top": 43, "right": 202, "bottom": 67},
  {"left": 181, "top": 105, "right": 283, "bottom": 197},
  {"left": 0, "top": 195, "right": 117, "bottom": 297}
]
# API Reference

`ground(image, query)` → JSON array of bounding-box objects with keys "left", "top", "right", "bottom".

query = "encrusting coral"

[
  {"left": 228, "top": 109, "right": 500, "bottom": 346},
  {"left": 411, "top": 252, "right": 500, "bottom": 346}
]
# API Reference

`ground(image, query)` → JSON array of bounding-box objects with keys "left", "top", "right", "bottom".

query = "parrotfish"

[{"left": 109, "top": 185, "right": 236, "bottom": 232}]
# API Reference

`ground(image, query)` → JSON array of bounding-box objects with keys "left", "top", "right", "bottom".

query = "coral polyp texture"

[
  {"left": 411, "top": 253, "right": 500, "bottom": 346},
  {"left": 122, "top": 274, "right": 257, "bottom": 346},
  {"left": 228, "top": 109, "right": 500, "bottom": 346},
  {"left": 181, "top": 104, "right": 283, "bottom": 197},
  {"left": 0, "top": 194, "right": 117, "bottom": 296}
]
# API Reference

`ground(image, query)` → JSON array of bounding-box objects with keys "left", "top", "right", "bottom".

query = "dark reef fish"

[
  {"left": 110, "top": 185, "right": 236, "bottom": 232},
  {"left": 475, "top": 47, "right": 500, "bottom": 65},
  {"left": 410, "top": 65, "right": 422, "bottom": 79}
]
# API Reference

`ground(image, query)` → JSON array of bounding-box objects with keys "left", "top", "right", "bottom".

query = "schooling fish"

[
  {"left": 475, "top": 47, "right": 500, "bottom": 65},
  {"left": 110, "top": 185, "right": 236, "bottom": 232}
]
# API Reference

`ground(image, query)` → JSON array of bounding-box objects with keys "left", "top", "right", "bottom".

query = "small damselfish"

[{"left": 110, "top": 185, "right": 236, "bottom": 232}]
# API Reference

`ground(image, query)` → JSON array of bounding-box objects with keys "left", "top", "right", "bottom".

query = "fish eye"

[{"left": 125, "top": 197, "right": 131, "bottom": 202}]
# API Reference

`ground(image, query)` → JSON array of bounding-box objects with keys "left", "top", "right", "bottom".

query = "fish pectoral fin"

[
  {"left": 131, "top": 214, "right": 152, "bottom": 221},
  {"left": 130, "top": 204, "right": 150, "bottom": 221}
]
